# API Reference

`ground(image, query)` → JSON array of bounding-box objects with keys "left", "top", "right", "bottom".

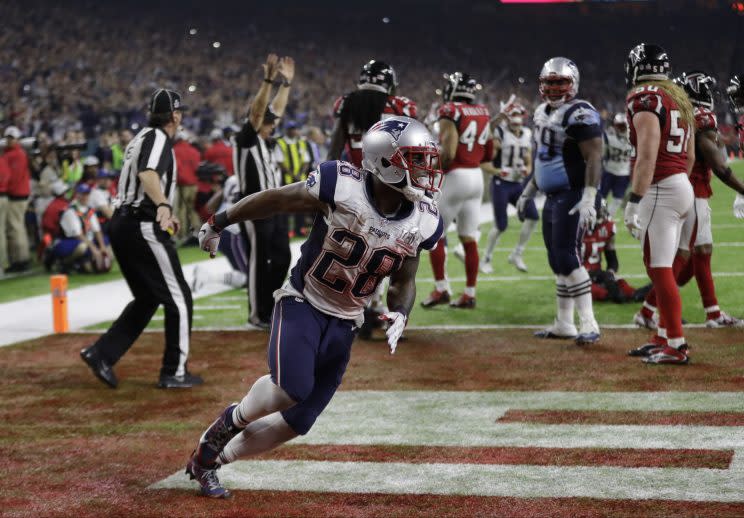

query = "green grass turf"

[
  {"left": 0, "top": 246, "right": 208, "bottom": 304},
  {"left": 86, "top": 162, "right": 744, "bottom": 331}
]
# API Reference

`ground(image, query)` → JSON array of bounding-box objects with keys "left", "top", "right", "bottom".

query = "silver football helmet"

[
  {"left": 539, "top": 57, "right": 580, "bottom": 108},
  {"left": 362, "top": 116, "right": 442, "bottom": 202},
  {"left": 612, "top": 112, "right": 628, "bottom": 134}
]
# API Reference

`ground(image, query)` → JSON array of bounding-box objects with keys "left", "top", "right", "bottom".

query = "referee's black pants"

[
  {"left": 241, "top": 215, "right": 290, "bottom": 324},
  {"left": 92, "top": 211, "right": 193, "bottom": 377}
]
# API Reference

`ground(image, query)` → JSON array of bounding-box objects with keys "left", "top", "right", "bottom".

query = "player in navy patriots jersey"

[
  {"left": 185, "top": 116, "right": 443, "bottom": 499},
  {"left": 517, "top": 57, "right": 603, "bottom": 345}
]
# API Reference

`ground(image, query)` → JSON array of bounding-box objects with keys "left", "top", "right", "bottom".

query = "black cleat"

[
  {"left": 158, "top": 371, "right": 204, "bottom": 389},
  {"left": 80, "top": 346, "right": 118, "bottom": 388}
]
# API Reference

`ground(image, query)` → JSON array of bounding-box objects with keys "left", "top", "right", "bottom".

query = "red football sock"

[
  {"left": 429, "top": 238, "right": 447, "bottom": 281},
  {"left": 673, "top": 254, "right": 694, "bottom": 287},
  {"left": 692, "top": 252, "right": 719, "bottom": 319},
  {"left": 649, "top": 266, "right": 683, "bottom": 340},
  {"left": 463, "top": 241, "right": 479, "bottom": 288}
]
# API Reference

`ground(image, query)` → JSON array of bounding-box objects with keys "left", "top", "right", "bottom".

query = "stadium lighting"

[
  {"left": 189, "top": 28, "right": 197, "bottom": 35},
  {"left": 188, "top": 84, "right": 197, "bottom": 93},
  {"left": 518, "top": 76, "right": 525, "bottom": 84},
  {"left": 382, "top": 17, "right": 390, "bottom": 23},
  {"left": 212, "top": 41, "right": 221, "bottom": 49}
]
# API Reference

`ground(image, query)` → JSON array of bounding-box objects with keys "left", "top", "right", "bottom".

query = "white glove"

[
  {"left": 624, "top": 200, "right": 642, "bottom": 240},
  {"left": 499, "top": 94, "right": 517, "bottom": 116},
  {"left": 734, "top": 193, "right": 744, "bottom": 219},
  {"left": 568, "top": 186, "right": 597, "bottom": 230},
  {"left": 379, "top": 311, "right": 407, "bottom": 355},
  {"left": 198, "top": 218, "right": 221, "bottom": 258}
]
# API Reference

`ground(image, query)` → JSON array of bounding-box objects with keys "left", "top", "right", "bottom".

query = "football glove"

[
  {"left": 734, "top": 193, "right": 744, "bottom": 219},
  {"left": 499, "top": 94, "right": 517, "bottom": 116},
  {"left": 379, "top": 311, "right": 407, "bottom": 355},
  {"left": 568, "top": 186, "right": 597, "bottom": 230},
  {"left": 198, "top": 215, "right": 222, "bottom": 258},
  {"left": 623, "top": 200, "right": 642, "bottom": 240},
  {"left": 516, "top": 182, "right": 537, "bottom": 222}
]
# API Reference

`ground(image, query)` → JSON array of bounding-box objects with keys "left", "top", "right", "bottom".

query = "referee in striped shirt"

[
  {"left": 232, "top": 54, "right": 294, "bottom": 328},
  {"left": 81, "top": 89, "right": 201, "bottom": 389}
]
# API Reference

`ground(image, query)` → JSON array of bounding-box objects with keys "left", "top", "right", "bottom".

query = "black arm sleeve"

[{"left": 605, "top": 248, "right": 619, "bottom": 273}]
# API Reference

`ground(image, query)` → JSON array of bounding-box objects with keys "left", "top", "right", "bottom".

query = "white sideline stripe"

[
  {"left": 152, "top": 391, "right": 744, "bottom": 501},
  {"left": 151, "top": 315, "right": 204, "bottom": 321},
  {"left": 487, "top": 242, "right": 744, "bottom": 252},
  {"left": 152, "top": 459, "right": 744, "bottom": 502}
]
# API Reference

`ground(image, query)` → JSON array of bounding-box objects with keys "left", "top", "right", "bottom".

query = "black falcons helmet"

[
  {"left": 625, "top": 43, "right": 671, "bottom": 88},
  {"left": 675, "top": 70, "right": 717, "bottom": 110},
  {"left": 358, "top": 60, "right": 398, "bottom": 95},
  {"left": 727, "top": 74, "right": 744, "bottom": 114},
  {"left": 443, "top": 72, "right": 478, "bottom": 102}
]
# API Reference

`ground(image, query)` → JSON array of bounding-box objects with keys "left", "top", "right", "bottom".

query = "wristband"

[
  {"left": 628, "top": 193, "right": 643, "bottom": 203},
  {"left": 211, "top": 211, "right": 230, "bottom": 232},
  {"left": 281, "top": 79, "right": 291, "bottom": 88},
  {"left": 263, "top": 78, "right": 273, "bottom": 84},
  {"left": 157, "top": 203, "right": 172, "bottom": 214}
]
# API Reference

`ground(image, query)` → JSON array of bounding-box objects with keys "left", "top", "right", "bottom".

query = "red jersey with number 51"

[
  {"left": 626, "top": 85, "right": 690, "bottom": 184},
  {"left": 438, "top": 101, "right": 493, "bottom": 172}
]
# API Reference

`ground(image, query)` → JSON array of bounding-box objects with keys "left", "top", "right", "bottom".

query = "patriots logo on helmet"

[{"left": 373, "top": 120, "right": 410, "bottom": 141}]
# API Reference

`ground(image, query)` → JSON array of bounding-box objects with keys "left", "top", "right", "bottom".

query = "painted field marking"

[
  {"left": 152, "top": 391, "right": 744, "bottom": 501},
  {"left": 417, "top": 271, "right": 744, "bottom": 283},
  {"left": 192, "top": 305, "right": 240, "bottom": 310}
]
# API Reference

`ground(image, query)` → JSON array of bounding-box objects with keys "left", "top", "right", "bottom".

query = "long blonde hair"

[{"left": 632, "top": 79, "right": 695, "bottom": 130}]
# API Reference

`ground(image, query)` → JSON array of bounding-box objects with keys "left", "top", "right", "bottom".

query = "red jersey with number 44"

[
  {"left": 582, "top": 219, "right": 616, "bottom": 273},
  {"left": 332, "top": 94, "right": 417, "bottom": 168},
  {"left": 690, "top": 107, "right": 717, "bottom": 199},
  {"left": 438, "top": 102, "right": 493, "bottom": 172},
  {"left": 626, "top": 85, "right": 690, "bottom": 184}
]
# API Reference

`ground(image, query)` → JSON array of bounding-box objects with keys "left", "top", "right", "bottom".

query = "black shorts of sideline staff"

[{"left": 80, "top": 207, "right": 201, "bottom": 389}]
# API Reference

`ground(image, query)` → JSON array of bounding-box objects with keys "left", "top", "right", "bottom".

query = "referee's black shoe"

[
  {"left": 80, "top": 346, "right": 118, "bottom": 388},
  {"left": 158, "top": 372, "right": 204, "bottom": 389}
]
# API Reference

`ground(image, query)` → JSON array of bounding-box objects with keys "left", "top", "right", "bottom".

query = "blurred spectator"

[
  {"left": 276, "top": 121, "right": 310, "bottom": 237},
  {"left": 203, "top": 128, "right": 234, "bottom": 176},
  {"left": 61, "top": 146, "right": 84, "bottom": 185},
  {"left": 81, "top": 155, "right": 100, "bottom": 184},
  {"left": 44, "top": 183, "right": 111, "bottom": 273},
  {"left": 88, "top": 169, "right": 116, "bottom": 233},
  {"left": 111, "top": 130, "right": 133, "bottom": 173},
  {"left": 305, "top": 126, "right": 328, "bottom": 171},
  {"left": 173, "top": 130, "right": 202, "bottom": 242},
  {"left": 0, "top": 153, "right": 9, "bottom": 272},
  {"left": 3, "top": 126, "right": 31, "bottom": 272}
]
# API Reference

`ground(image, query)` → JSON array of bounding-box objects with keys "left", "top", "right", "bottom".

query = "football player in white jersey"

[
  {"left": 599, "top": 113, "right": 632, "bottom": 217},
  {"left": 187, "top": 116, "right": 443, "bottom": 499},
  {"left": 480, "top": 100, "right": 538, "bottom": 273}
]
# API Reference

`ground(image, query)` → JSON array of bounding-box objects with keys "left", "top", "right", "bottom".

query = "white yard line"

[{"left": 151, "top": 390, "right": 744, "bottom": 501}]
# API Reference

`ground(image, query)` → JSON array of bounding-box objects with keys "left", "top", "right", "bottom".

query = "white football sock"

[
  {"left": 231, "top": 375, "right": 296, "bottom": 429},
  {"left": 218, "top": 412, "right": 298, "bottom": 465},
  {"left": 435, "top": 280, "right": 451, "bottom": 293},
  {"left": 565, "top": 267, "right": 596, "bottom": 330},
  {"left": 514, "top": 219, "right": 537, "bottom": 256},
  {"left": 484, "top": 227, "right": 502, "bottom": 262},
  {"left": 608, "top": 197, "right": 623, "bottom": 217},
  {"left": 464, "top": 286, "right": 476, "bottom": 297},
  {"left": 556, "top": 275, "right": 575, "bottom": 327},
  {"left": 224, "top": 270, "right": 247, "bottom": 288}
]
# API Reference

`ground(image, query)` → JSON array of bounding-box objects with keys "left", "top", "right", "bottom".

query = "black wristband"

[
  {"left": 628, "top": 193, "right": 643, "bottom": 203},
  {"left": 605, "top": 248, "right": 619, "bottom": 273},
  {"left": 281, "top": 79, "right": 291, "bottom": 88},
  {"left": 263, "top": 78, "right": 273, "bottom": 84},
  {"left": 157, "top": 203, "right": 172, "bottom": 214},
  {"left": 213, "top": 211, "right": 230, "bottom": 231}
]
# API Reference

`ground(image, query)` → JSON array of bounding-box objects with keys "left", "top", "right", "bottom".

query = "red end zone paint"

[
  {"left": 499, "top": 409, "right": 744, "bottom": 426},
  {"left": 258, "top": 444, "right": 732, "bottom": 469}
]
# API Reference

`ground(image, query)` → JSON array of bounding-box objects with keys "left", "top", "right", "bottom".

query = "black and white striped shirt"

[
  {"left": 114, "top": 127, "right": 177, "bottom": 220},
  {"left": 232, "top": 121, "right": 282, "bottom": 197}
]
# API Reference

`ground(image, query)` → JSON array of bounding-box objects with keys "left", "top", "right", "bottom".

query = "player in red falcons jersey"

[
  {"left": 328, "top": 60, "right": 417, "bottom": 339},
  {"left": 623, "top": 43, "right": 696, "bottom": 365},
  {"left": 634, "top": 71, "right": 744, "bottom": 331},
  {"left": 421, "top": 72, "right": 493, "bottom": 309},
  {"left": 726, "top": 73, "right": 744, "bottom": 218}
]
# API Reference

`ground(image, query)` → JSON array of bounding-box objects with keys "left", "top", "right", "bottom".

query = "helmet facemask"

[
  {"left": 539, "top": 76, "right": 575, "bottom": 108},
  {"left": 388, "top": 146, "right": 443, "bottom": 202}
]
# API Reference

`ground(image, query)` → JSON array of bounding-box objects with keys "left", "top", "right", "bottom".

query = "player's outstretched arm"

[
  {"left": 382, "top": 253, "right": 420, "bottom": 354},
  {"left": 699, "top": 130, "right": 744, "bottom": 195}
]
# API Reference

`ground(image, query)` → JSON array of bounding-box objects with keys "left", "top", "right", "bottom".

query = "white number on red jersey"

[{"left": 460, "top": 120, "right": 490, "bottom": 152}]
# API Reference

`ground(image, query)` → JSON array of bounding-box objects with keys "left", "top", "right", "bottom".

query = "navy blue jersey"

[{"left": 533, "top": 99, "right": 602, "bottom": 194}]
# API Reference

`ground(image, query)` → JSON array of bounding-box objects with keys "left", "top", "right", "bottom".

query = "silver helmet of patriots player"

[
  {"left": 362, "top": 116, "right": 442, "bottom": 202},
  {"left": 539, "top": 57, "right": 580, "bottom": 108}
]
